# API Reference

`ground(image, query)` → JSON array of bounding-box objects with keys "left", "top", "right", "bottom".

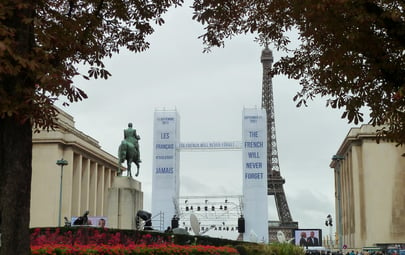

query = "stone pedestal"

[{"left": 107, "top": 177, "right": 143, "bottom": 229}]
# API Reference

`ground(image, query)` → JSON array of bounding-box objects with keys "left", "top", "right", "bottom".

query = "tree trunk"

[
  {"left": 0, "top": 117, "right": 32, "bottom": 255},
  {"left": 0, "top": 2, "right": 36, "bottom": 254},
  {"left": 0, "top": 1, "right": 36, "bottom": 254}
]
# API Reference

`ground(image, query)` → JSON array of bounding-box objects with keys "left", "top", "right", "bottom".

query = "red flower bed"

[
  {"left": 30, "top": 228, "right": 169, "bottom": 246},
  {"left": 30, "top": 228, "right": 239, "bottom": 255},
  {"left": 31, "top": 243, "right": 239, "bottom": 255}
]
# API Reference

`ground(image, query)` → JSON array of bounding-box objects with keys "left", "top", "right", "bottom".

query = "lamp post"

[
  {"left": 56, "top": 158, "right": 68, "bottom": 227},
  {"left": 325, "top": 214, "right": 333, "bottom": 250},
  {"left": 332, "top": 155, "right": 344, "bottom": 250}
]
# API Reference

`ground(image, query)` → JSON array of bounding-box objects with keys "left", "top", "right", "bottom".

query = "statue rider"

[{"left": 124, "top": 123, "right": 141, "bottom": 163}]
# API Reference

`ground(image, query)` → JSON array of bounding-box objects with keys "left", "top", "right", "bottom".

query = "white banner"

[
  {"left": 242, "top": 108, "right": 269, "bottom": 243},
  {"left": 179, "top": 141, "right": 242, "bottom": 151},
  {"left": 152, "top": 110, "right": 180, "bottom": 230}
]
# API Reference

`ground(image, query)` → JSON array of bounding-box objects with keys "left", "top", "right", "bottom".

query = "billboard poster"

[
  {"left": 293, "top": 229, "right": 323, "bottom": 247},
  {"left": 242, "top": 108, "right": 268, "bottom": 243},
  {"left": 71, "top": 216, "right": 107, "bottom": 228},
  {"left": 152, "top": 110, "right": 180, "bottom": 230}
]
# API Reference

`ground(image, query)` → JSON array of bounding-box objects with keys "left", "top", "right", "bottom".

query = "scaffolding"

[{"left": 177, "top": 195, "right": 243, "bottom": 235}]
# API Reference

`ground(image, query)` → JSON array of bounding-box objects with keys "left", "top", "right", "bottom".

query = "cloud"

[{"left": 57, "top": 3, "right": 355, "bottom": 240}]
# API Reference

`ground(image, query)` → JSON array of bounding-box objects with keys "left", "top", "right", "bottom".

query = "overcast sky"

[{"left": 57, "top": 4, "right": 358, "bottom": 240}]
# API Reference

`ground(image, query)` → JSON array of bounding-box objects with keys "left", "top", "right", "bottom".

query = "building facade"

[
  {"left": 31, "top": 109, "right": 121, "bottom": 227},
  {"left": 330, "top": 125, "right": 405, "bottom": 249}
]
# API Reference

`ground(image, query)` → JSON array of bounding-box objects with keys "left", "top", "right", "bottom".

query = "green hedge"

[{"left": 235, "top": 243, "right": 305, "bottom": 255}]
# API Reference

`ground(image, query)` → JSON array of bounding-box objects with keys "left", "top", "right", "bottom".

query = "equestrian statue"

[{"left": 118, "top": 123, "right": 141, "bottom": 177}]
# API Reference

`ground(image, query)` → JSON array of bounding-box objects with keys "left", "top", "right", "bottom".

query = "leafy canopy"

[
  {"left": 2, "top": 0, "right": 404, "bottom": 144},
  {"left": 192, "top": 0, "right": 405, "bottom": 144},
  {"left": 0, "top": 0, "right": 183, "bottom": 130}
]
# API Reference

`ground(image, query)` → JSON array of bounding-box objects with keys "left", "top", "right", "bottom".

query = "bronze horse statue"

[{"left": 118, "top": 139, "right": 140, "bottom": 178}]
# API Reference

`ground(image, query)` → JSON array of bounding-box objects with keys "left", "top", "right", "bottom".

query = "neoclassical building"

[
  {"left": 330, "top": 125, "right": 405, "bottom": 249},
  {"left": 31, "top": 109, "right": 127, "bottom": 227}
]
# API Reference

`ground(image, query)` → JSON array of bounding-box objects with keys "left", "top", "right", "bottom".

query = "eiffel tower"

[{"left": 261, "top": 46, "right": 298, "bottom": 242}]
